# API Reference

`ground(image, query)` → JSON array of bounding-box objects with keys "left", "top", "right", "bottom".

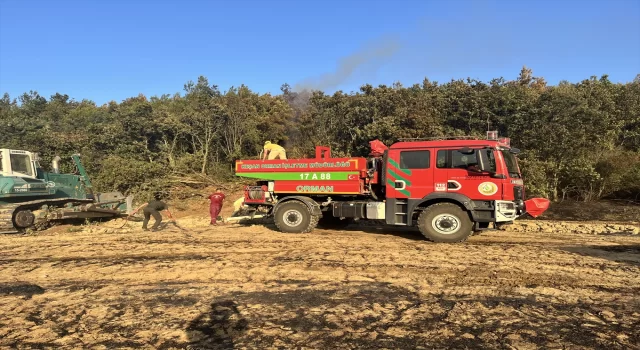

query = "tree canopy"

[{"left": 1, "top": 67, "right": 639, "bottom": 202}]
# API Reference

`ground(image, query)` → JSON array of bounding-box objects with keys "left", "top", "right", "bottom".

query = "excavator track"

[
  {"left": 0, "top": 203, "right": 20, "bottom": 234},
  {"left": 0, "top": 198, "right": 93, "bottom": 234}
]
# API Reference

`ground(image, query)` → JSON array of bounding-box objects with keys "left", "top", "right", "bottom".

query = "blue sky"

[{"left": 0, "top": 0, "right": 638, "bottom": 105}]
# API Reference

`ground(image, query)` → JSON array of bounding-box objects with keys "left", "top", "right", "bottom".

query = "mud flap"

[{"left": 524, "top": 198, "right": 550, "bottom": 218}]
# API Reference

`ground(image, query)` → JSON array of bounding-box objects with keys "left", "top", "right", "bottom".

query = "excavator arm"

[{"left": 71, "top": 154, "right": 93, "bottom": 189}]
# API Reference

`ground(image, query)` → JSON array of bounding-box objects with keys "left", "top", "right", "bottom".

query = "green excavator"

[{"left": 0, "top": 148, "right": 133, "bottom": 233}]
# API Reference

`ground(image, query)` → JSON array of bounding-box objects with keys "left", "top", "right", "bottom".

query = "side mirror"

[
  {"left": 459, "top": 147, "right": 475, "bottom": 155},
  {"left": 510, "top": 148, "right": 521, "bottom": 154}
]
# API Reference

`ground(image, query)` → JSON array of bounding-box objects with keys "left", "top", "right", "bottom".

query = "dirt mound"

[
  {"left": 505, "top": 220, "right": 640, "bottom": 235},
  {"left": 540, "top": 200, "right": 640, "bottom": 222}
]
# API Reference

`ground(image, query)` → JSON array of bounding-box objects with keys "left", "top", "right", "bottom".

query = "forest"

[{"left": 1, "top": 67, "right": 639, "bottom": 202}]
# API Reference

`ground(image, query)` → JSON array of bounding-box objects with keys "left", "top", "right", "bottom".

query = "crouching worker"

[
  {"left": 263, "top": 141, "right": 287, "bottom": 160},
  {"left": 130, "top": 194, "right": 175, "bottom": 231},
  {"left": 230, "top": 197, "right": 247, "bottom": 217}
]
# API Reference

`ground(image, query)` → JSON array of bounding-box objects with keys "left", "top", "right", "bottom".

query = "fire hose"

[{"left": 118, "top": 214, "right": 132, "bottom": 229}]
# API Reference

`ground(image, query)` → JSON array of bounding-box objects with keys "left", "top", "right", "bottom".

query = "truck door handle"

[{"left": 394, "top": 180, "right": 406, "bottom": 190}]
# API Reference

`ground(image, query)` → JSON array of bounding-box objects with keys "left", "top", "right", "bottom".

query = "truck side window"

[
  {"left": 479, "top": 149, "right": 497, "bottom": 173},
  {"left": 452, "top": 151, "right": 478, "bottom": 169},
  {"left": 436, "top": 150, "right": 447, "bottom": 168},
  {"left": 436, "top": 149, "right": 480, "bottom": 169},
  {"left": 399, "top": 150, "right": 430, "bottom": 169}
]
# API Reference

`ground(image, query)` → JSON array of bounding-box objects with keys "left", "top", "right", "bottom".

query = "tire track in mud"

[{"left": 1, "top": 222, "right": 639, "bottom": 349}]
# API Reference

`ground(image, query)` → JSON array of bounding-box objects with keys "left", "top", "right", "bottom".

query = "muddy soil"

[{"left": 1, "top": 213, "right": 639, "bottom": 349}]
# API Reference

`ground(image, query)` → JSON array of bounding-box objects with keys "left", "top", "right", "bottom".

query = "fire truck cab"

[{"left": 234, "top": 132, "right": 549, "bottom": 243}]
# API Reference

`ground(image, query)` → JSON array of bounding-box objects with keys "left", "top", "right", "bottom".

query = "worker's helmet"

[{"left": 264, "top": 141, "right": 271, "bottom": 145}]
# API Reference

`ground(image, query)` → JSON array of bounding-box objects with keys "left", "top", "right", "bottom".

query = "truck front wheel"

[
  {"left": 274, "top": 201, "right": 319, "bottom": 233},
  {"left": 417, "top": 203, "right": 473, "bottom": 243}
]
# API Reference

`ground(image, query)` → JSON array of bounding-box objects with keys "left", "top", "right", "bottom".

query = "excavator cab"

[{"left": 0, "top": 149, "right": 40, "bottom": 179}]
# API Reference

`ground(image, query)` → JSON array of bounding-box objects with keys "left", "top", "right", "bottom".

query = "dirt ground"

[{"left": 1, "top": 198, "right": 639, "bottom": 349}]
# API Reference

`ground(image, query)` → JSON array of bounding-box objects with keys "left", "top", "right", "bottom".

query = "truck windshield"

[
  {"left": 10, "top": 154, "right": 34, "bottom": 177},
  {"left": 501, "top": 150, "right": 521, "bottom": 178}
]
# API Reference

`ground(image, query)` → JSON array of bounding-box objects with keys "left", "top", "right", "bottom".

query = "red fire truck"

[{"left": 234, "top": 132, "right": 550, "bottom": 242}]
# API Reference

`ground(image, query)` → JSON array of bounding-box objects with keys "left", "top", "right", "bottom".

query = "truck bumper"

[{"left": 495, "top": 200, "right": 518, "bottom": 222}]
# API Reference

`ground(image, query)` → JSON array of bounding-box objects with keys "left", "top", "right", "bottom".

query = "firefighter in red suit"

[{"left": 209, "top": 189, "right": 226, "bottom": 225}]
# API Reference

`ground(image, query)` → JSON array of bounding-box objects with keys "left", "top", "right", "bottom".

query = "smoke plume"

[{"left": 293, "top": 36, "right": 402, "bottom": 92}]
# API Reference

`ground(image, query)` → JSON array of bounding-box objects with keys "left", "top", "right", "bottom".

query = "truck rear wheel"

[
  {"left": 417, "top": 203, "right": 473, "bottom": 243},
  {"left": 274, "top": 201, "right": 319, "bottom": 233}
]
